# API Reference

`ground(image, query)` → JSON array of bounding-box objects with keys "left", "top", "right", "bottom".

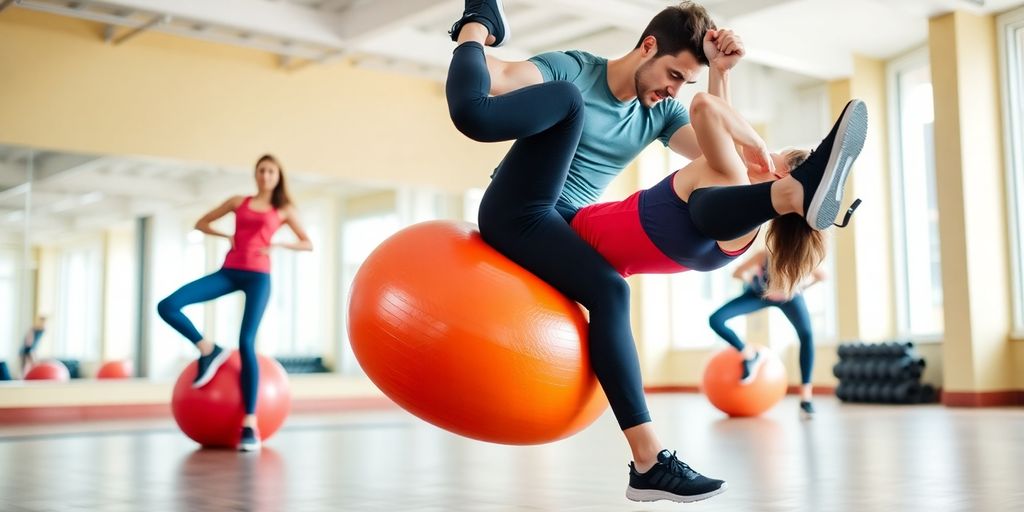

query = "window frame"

[
  {"left": 998, "top": 6, "right": 1024, "bottom": 336},
  {"left": 886, "top": 45, "right": 943, "bottom": 341}
]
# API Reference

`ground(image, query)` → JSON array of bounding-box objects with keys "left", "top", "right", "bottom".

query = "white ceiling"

[{"left": 8, "top": 0, "right": 1024, "bottom": 79}]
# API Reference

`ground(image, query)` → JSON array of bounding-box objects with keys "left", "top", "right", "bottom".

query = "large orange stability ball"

[
  {"left": 171, "top": 351, "right": 291, "bottom": 448},
  {"left": 25, "top": 360, "right": 70, "bottom": 381},
  {"left": 702, "top": 347, "right": 787, "bottom": 417},
  {"left": 97, "top": 360, "right": 134, "bottom": 379},
  {"left": 348, "top": 220, "right": 607, "bottom": 445}
]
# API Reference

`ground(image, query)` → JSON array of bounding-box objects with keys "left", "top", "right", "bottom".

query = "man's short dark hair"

[{"left": 635, "top": 2, "right": 717, "bottom": 65}]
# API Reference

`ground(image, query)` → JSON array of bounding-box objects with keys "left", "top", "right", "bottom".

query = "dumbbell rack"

[{"left": 833, "top": 341, "right": 937, "bottom": 404}]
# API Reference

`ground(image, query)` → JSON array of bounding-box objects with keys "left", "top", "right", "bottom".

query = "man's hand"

[{"left": 703, "top": 29, "right": 745, "bottom": 73}]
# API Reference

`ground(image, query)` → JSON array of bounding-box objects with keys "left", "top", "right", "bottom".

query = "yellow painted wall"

[
  {"left": 929, "top": 11, "right": 1014, "bottom": 393},
  {"left": 1014, "top": 342, "right": 1024, "bottom": 389},
  {"left": 827, "top": 57, "right": 895, "bottom": 342},
  {"left": 0, "top": 8, "right": 508, "bottom": 192},
  {"left": 827, "top": 81, "right": 862, "bottom": 342}
]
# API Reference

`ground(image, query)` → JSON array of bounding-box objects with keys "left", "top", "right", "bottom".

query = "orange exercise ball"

[
  {"left": 702, "top": 347, "right": 787, "bottom": 417},
  {"left": 97, "top": 360, "right": 134, "bottom": 379},
  {"left": 348, "top": 220, "right": 607, "bottom": 445},
  {"left": 171, "top": 351, "right": 291, "bottom": 448},
  {"left": 24, "top": 360, "right": 70, "bottom": 381}
]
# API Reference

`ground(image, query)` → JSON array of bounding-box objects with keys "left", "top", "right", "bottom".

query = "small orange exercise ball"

[
  {"left": 348, "top": 221, "right": 607, "bottom": 445},
  {"left": 702, "top": 347, "right": 787, "bottom": 417}
]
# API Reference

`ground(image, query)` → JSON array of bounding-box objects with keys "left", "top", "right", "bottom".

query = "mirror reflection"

[{"left": 0, "top": 144, "right": 474, "bottom": 382}]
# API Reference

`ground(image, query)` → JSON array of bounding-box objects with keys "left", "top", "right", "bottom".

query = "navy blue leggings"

[
  {"left": 446, "top": 42, "right": 651, "bottom": 430},
  {"left": 157, "top": 268, "right": 271, "bottom": 414},
  {"left": 708, "top": 287, "right": 815, "bottom": 384}
]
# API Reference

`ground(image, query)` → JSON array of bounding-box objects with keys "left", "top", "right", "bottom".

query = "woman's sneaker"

[
  {"left": 626, "top": 450, "right": 727, "bottom": 503},
  {"left": 238, "top": 426, "right": 261, "bottom": 452},
  {"left": 192, "top": 345, "right": 229, "bottom": 388},
  {"left": 448, "top": 0, "right": 510, "bottom": 47},
  {"left": 800, "top": 401, "right": 816, "bottom": 420},
  {"left": 740, "top": 351, "right": 764, "bottom": 385},
  {"left": 791, "top": 99, "right": 869, "bottom": 230}
]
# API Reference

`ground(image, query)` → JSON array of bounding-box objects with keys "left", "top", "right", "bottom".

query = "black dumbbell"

[
  {"left": 833, "top": 361, "right": 845, "bottom": 379},
  {"left": 919, "top": 384, "right": 937, "bottom": 403},
  {"left": 893, "top": 381, "right": 921, "bottom": 404},
  {"left": 879, "top": 382, "right": 896, "bottom": 403},
  {"left": 835, "top": 382, "right": 849, "bottom": 402},
  {"left": 869, "top": 383, "right": 881, "bottom": 402}
]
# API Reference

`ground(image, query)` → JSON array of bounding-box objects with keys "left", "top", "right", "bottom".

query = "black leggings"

[{"left": 447, "top": 42, "right": 651, "bottom": 430}]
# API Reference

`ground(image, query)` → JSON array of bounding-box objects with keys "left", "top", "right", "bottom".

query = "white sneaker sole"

[
  {"left": 191, "top": 348, "right": 230, "bottom": 389},
  {"left": 806, "top": 99, "right": 868, "bottom": 230},
  {"left": 739, "top": 353, "right": 765, "bottom": 385},
  {"left": 626, "top": 482, "right": 728, "bottom": 503},
  {"left": 238, "top": 441, "right": 262, "bottom": 452}
]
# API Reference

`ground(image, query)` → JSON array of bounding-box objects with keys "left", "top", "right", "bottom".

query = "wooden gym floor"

[{"left": 1, "top": 394, "right": 1022, "bottom": 511}]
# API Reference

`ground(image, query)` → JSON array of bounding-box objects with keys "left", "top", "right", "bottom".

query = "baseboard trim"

[
  {"left": 0, "top": 397, "right": 397, "bottom": 425},
  {"left": 941, "top": 390, "right": 1024, "bottom": 407}
]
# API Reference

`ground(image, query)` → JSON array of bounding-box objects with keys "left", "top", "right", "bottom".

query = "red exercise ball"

[
  {"left": 702, "top": 347, "right": 787, "bottom": 417},
  {"left": 97, "top": 360, "right": 134, "bottom": 379},
  {"left": 171, "top": 351, "right": 291, "bottom": 448},
  {"left": 25, "top": 360, "right": 70, "bottom": 381},
  {"left": 348, "top": 220, "right": 607, "bottom": 445}
]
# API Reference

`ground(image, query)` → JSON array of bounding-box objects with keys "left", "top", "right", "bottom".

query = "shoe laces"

[{"left": 661, "top": 451, "right": 699, "bottom": 480}]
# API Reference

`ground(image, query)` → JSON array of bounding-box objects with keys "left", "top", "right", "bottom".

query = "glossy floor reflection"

[{"left": 2, "top": 395, "right": 1022, "bottom": 511}]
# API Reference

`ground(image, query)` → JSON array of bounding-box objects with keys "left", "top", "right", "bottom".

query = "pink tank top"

[{"left": 222, "top": 197, "right": 283, "bottom": 273}]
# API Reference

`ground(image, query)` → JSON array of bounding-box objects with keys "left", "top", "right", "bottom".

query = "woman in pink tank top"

[{"left": 157, "top": 154, "right": 313, "bottom": 451}]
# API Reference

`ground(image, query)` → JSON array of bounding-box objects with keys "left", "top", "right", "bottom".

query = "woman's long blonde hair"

[{"left": 765, "top": 149, "right": 825, "bottom": 298}]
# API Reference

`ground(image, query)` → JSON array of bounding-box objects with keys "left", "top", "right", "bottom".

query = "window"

[
  {"left": 338, "top": 212, "right": 402, "bottom": 374},
  {"left": 888, "top": 48, "right": 943, "bottom": 337},
  {"left": 1000, "top": 6, "right": 1024, "bottom": 334},
  {"left": 259, "top": 201, "right": 327, "bottom": 356},
  {"left": 768, "top": 250, "right": 837, "bottom": 344},
  {"left": 53, "top": 242, "right": 103, "bottom": 359},
  {"left": 0, "top": 246, "right": 18, "bottom": 359}
]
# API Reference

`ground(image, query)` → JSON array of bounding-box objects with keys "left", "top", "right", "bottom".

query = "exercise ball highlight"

[
  {"left": 25, "top": 360, "right": 70, "bottom": 381},
  {"left": 97, "top": 360, "right": 134, "bottom": 379},
  {"left": 171, "top": 351, "right": 291, "bottom": 448},
  {"left": 348, "top": 220, "right": 607, "bottom": 445},
  {"left": 702, "top": 347, "right": 787, "bottom": 417}
]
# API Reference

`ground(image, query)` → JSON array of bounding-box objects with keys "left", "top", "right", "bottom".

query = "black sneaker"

[
  {"left": 238, "top": 426, "right": 261, "bottom": 452},
  {"left": 448, "top": 0, "right": 510, "bottom": 47},
  {"left": 799, "top": 401, "right": 816, "bottom": 420},
  {"left": 791, "top": 99, "right": 868, "bottom": 230},
  {"left": 626, "top": 450, "right": 727, "bottom": 503},
  {"left": 192, "top": 345, "right": 229, "bottom": 389},
  {"left": 740, "top": 351, "right": 764, "bottom": 385}
]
